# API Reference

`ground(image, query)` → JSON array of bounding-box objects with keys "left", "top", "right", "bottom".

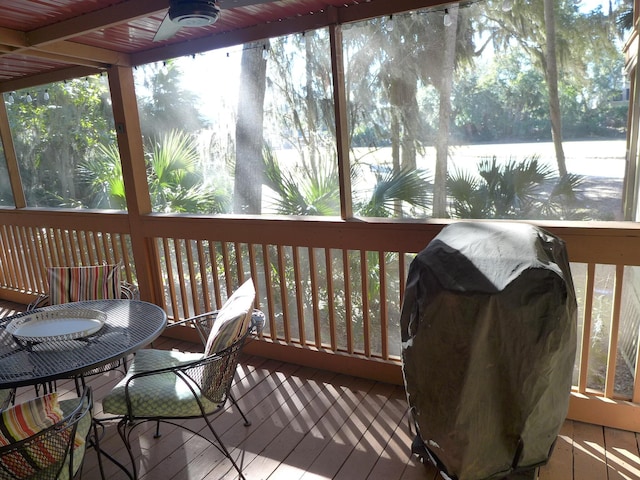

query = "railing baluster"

[
  {"left": 209, "top": 241, "right": 222, "bottom": 308},
  {"left": 185, "top": 239, "right": 199, "bottom": 315},
  {"left": 343, "top": 249, "right": 353, "bottom": 355},
  {"left": 605, "top": 264, "right": 625, "bottom": 398},
  {"left": 309, "top": 247, "right": 321, "bottom": 349},
  {"left": 326, "top": 247, "right": 337, "bottom": 351},
  {"left": 173, "top": 239, "right": 189, "bottom": 319},
  {"left": 196, "top": 240, "right": 211, "bottom": 313},
  {"left": 277, "top": 245, "right": 290, "bottom": 343},
  {"left": 292, "top": 246, "right": 305, "bottom": 345},
  {"left": 25, "top": 227, "right": 43, "bottom": 293},
  {"left": 95, "top": 231, "right": 106, "bottom": 264},
  {"left": 262, "top": 244, "right": 276, "bottom": 339},
  {"left": 578, "top": 263, "right": 596, "bottom": 394},
  {"left": 234, "top": 242, "right": 244, "bottom": 284},
  {"left": 10, "top": 226, "right": 26, "bottom": 291},
  {"left": 7, "top": 226, "right": 22, "bottom": 288},
  {"left": 219, "top": 242, "right": 230, "bottom": 297},
  {"left": 162, "top": 238, "right": 179, "bottom": 321},
  {"left": 379, "top": 250, "right": 388, "bottom": 360},
  {"left": 88, "top": 231, "right": 99, "bottom": 265},
  {"left": 361, "top": 250, "right": 370, "bottom": 357}
]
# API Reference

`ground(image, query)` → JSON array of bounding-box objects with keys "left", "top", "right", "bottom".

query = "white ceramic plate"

[{"left": 6, "top": 308, "right": 107, "bottom": 342}]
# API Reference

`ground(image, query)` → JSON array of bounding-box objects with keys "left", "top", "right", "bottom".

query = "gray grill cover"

[{"left": 400, "top": 222, "right": 577, "bottom": 480}]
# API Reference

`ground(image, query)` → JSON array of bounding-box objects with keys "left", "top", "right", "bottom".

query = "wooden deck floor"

[{"left": 3, "top": 301, "right": 640, "bottom": 479}]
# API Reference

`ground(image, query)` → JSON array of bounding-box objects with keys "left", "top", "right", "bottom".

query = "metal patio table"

[{"left": 0, "top": 299, "right": 167, "bottom": 390}]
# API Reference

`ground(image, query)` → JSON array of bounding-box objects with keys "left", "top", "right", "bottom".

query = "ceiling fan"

[{"left": 153, "top": 0, "right": 275, "bottom": 42}]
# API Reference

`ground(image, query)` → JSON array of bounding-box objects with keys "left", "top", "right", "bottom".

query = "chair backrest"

[
  {"left": 0, "top": 388, "right": 91, "bottom": 480},
  {"left": 27, "top": 263, "right": 138, "bottom": 311},
  {"left": 198, "top": 331, "right": 252, "bottom": 405}
]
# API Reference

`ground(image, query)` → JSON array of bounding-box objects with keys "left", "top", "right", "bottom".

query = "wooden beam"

[
  {"left": 107, "top": 65, "right": 163, "bottom": 305},
  {"left": 11, "top": 49, "right": 109, "bottom": 70},
  {"left": 26, "top": 0, "right": 167, "bottom": 46},
  {"left": 0, "top": 65, "right": 105, "bottom": 93},
  {"left": 34, "top": 43, "right": 131, "bottom": 67},
  {"left": 0, "top": 26, "right": 27, "bottom": 48},
  {"left": 329, "top": 21, "right": 353, "bottom": 220},
  {"left": 0, "top": 98, "right": 26, "bottom": 208}
]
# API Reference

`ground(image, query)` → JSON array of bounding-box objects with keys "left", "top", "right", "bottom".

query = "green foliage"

[
  {"left": 447, "top": 155, "right": 583, "bottom": 219},
  {"left": 78, "top": 143, "right": 126, "bottom": 209},
  {"left": 263, "top": 147, "right": 340, "bottom": 216},
  {"left": 136, "top": 61, "right": 209, "bottom": 139},
  {"left": 146, "top": 130, "right": 231, "bottom": 214},
  {"left": 80, "top": 130, "right": 231, "bottom": 214},
  {"left": 6, "top": 77, "right": 116, "bottom": 207},
  {"left": 358, "top": 167, "right": 432, "bottom": 217},
  {"left": 264, "top": 145, "right": 432, "bottom": 218}
]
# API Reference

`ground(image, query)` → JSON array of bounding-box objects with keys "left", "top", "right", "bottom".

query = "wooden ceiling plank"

[{"left": 26, "top": 0, "right": 168, "bottom": 46}]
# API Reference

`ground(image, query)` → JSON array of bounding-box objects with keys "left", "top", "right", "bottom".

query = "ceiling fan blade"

[{"left": 153, "top": 13, "right": 182, "bottom": 42}]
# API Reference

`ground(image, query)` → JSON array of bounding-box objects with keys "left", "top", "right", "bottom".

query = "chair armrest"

[
  {"left": 166, "top": 311, "right": 220, "bottom": 346},
  {"left": 27, "top": 294, "right": 49, "bottom": 311},
  {"left": 167, "top": 309, "right": 265, "bottom": 346}
]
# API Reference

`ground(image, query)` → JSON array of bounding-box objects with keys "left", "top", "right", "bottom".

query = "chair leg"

[
  {"left": 229, "top": 393, "right": 251, "bottom": 427},
  {"left": 117, "top": 418, "right": 139, "bottom": 480},
  {"left": 202, "top": 415, "right": 246, "bottom": 480},
  {"left": 35, "top": 380, "right": 57, "bottom": 396},
  {"left": 74, "top": 375, "right": 86, "bottom": 397}
]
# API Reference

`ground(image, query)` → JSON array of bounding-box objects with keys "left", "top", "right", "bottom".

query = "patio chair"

[
  {"left": 27, "top": 264, "right": 139, "bottom": 394},
  {"left": 27, "top": 264, "right": 138, "bottom": 310},
  {"left": 0, "top": 387, "right": 93, "bottom": 480},
  {"left": 102, "top": 279, "right": 263, "bottom": 480}
]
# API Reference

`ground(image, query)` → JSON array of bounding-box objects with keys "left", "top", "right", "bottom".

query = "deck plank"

[
  {"left": 603, "top": 427, "right": 640, "bottom": 479},
  {"left": 538, "top": 420, "right": 574, "bottom": 480},
  {"left": 572, "top": 421, "right": 609, "bottom": 480}
]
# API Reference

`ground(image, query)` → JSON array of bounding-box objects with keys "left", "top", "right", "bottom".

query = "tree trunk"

[
  {"left": 543, "top": 0, "right": 568, "bottom": 177},
  {"left": 433, "top": 7, "right": 458, "bottom": 218},
  {"left": 391, "top": 104, "right": 401, "bottom": 216},
  {"left": 305, "top": 34, "right": 319, "bottom": 177},
  {"left": 233, "top": 41, "right": 268, "bottom": 214}
]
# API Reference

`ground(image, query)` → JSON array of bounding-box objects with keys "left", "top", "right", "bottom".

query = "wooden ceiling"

[{"left": 0, "top": 0, "right": 445, "bottom": 92}]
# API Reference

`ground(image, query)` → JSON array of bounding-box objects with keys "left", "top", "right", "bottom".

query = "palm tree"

[
  {"left": 79, "top": 130, "right": 231, "bottom": 213},
  {"left": 447, "top": 155, "right": 583, "bottom": 220},
  {"left": 263, "top": 147, "right": 431, "bottom": 217}
]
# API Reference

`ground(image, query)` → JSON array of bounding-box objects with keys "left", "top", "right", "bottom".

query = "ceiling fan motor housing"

[{"left": 169, "top": 0, "right": 221, "bottom": 27}]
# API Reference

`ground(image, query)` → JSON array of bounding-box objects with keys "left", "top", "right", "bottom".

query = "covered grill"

[{"left": 400, "top": 222, "right": 577, "bottom": 479}]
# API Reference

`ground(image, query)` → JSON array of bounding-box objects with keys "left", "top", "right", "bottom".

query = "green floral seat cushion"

[{"left": 102, "top": 349, "right": 222, "bottom": 418}]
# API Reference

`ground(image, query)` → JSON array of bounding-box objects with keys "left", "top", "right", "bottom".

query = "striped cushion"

[
  {"left": 0, "top": 393, "right": 64, "bottom": 478},
  {"left": 47, "top": 264, "right": 121, "bottom": 305},
  {"left": 204, "top": 279, "right": 255, "bottom": 356}
]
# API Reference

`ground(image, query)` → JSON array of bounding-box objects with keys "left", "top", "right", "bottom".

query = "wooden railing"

[{"left": 2, "top": 209, "right": 640, "bottom": 431}]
